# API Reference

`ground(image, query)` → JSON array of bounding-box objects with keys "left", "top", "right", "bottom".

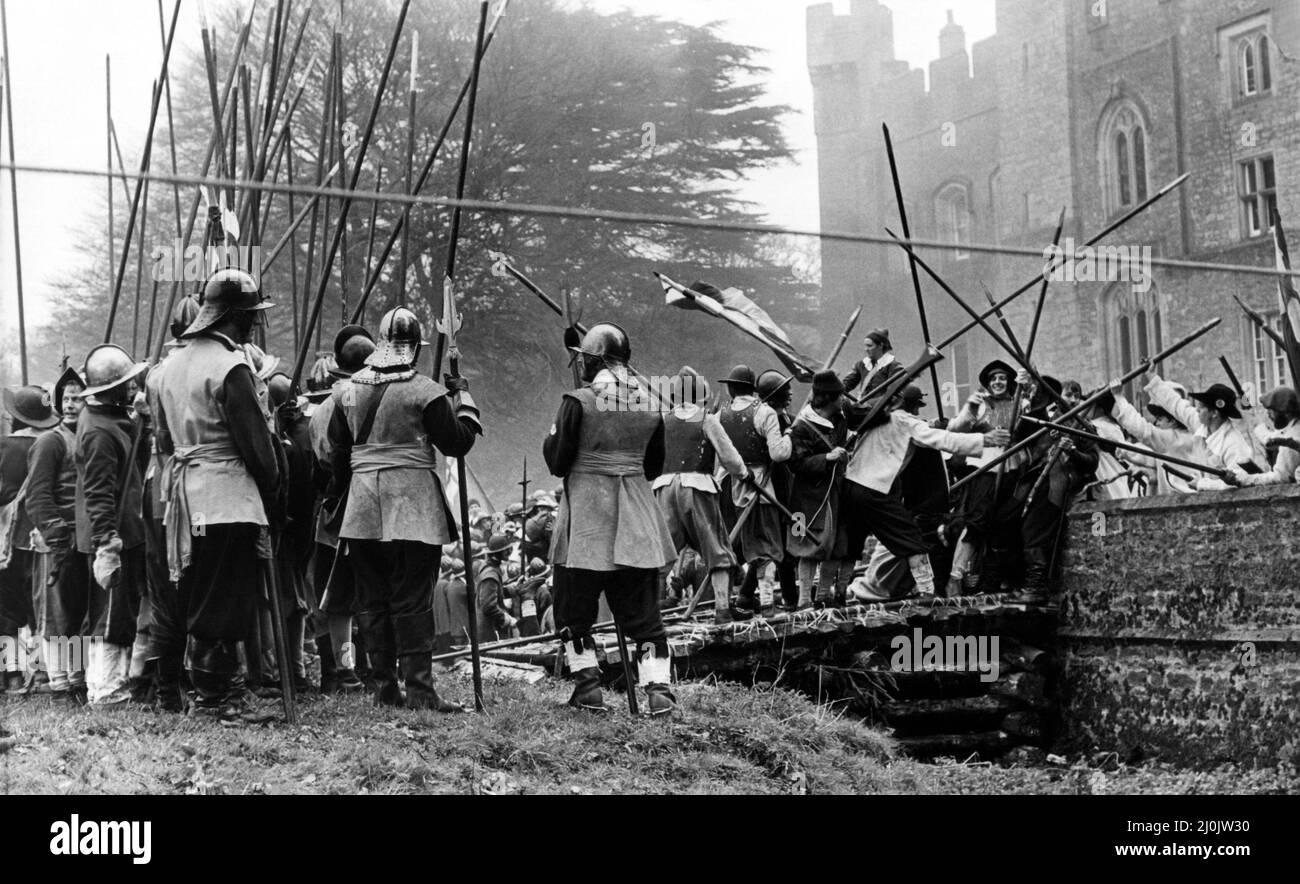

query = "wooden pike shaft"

[
  {"left": 1025, "top": 207, "right": 1066, "bottom": 359},
  {"left": 149, "top": 5, "right": 257, "bottom": 363},
  {"left": 445, "top": 1, "right": 491, "bottom": 713},
  {"left": 297, "top": 39, "right": 336, "bottom": 353},
  {"left": 1020, "top": 416, "right": 1231, "bottom": 478},
  {"left": 883, "top": 123, "right": 943, "bottom": 417},
  {"left": 822, "top": 304, "right": 862, "bottom": 371},
  {"left": 105, "top": 55, "right": 115, "bottom": 343},
  {"left": 291, "top": 0, "right": 414, "bottom": 391},
  {"left": 350, "top": 0, "right": 513, "bottom": 323},
  {"left": 105, "top": 0, "right": 180, "bottom": 344},
  {"left": 286, "top": 137, "right": 300, "bottom": 356},
  {"left": 1, "top": 0, "right": 27, "bottom": 382}
]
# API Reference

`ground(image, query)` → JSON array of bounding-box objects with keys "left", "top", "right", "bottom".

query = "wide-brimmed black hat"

[
  {"left": 1190, "top": 383, "right": 1241, "bottom": 419},
  {"left": 719, "top": 364, "right": 756, "bottom": 389},
  {"left": 1031, "top": 375, "right": 1063, "bottom": 409},
  {"left": 53, "top": 367, "right": 87, "bottom": 414},
  {"left": 978, "top": 359, "right": 1017, "bottom": 391},
  {"left": 2, "top": 385, "right": 59, "bottom": 429},
  {"left": 811, "top": 370, "right": 843, "bottom": 395}
]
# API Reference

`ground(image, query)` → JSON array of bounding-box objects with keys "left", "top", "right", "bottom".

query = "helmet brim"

[{"left": 79, "top": 360, "right": 150, "bottom": 399}]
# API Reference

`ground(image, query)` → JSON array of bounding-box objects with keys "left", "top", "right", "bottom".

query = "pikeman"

[
  {"left": 842, "top": 381, "right": 1007, "bottom": 601},
  {"left": 24, "top": 367, "right": 89, "bottom": 703},
  {"left": 139, "top": 295, "right": 200, "bottom": 710},
  {"left": 1, "top": 385, "right": 60, "bottom": 694},
  {"left": 308, "top": 326, "right": 374, "bottom": 693},
  {"left": 153, "top": 269, "right": 281, "bottom": 720},
  {"left": 543, "top": 323, "right": 678, "bottom": 715},
  {"left": 73, "top": 345, "right": 150, "bottom": 707},
  {"left": 947, "top": 360, "right": 1022, "bottom": 594},
  {"left": 652, "top": 366, "right": 749, "bottom": 622},
  {"left": 326, "top": 306, "right": 480, "bottom": 712},
  {"left": 717, "top": 364, "right": 791, "bottom": 613}
]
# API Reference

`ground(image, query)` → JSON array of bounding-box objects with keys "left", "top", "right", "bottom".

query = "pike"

[
  {"left": 887, "top": 230, "right": 1068, "bottom": 410},
  {"left": 1233, "top": 293, "right": 1286, "bottom": 350},
  {"left": 149, "top": 3, "right": 258, "bottom": 364},
  {"left": 1219, "top": 355, "right": 1248, "bottom": 408},
  {"left": 332, "top": 28, "right": 350, "bottom": 324},
  {"left": 1, "top": 0, "right": 27, "bottom": 381},
  {"left": 105, "top": 56, "right": 115, "bottom": 344},
  {"left": 399, "top": 30, "right": 418, "bottom": 306},
  {"left": 154, "top": 0, "right": 183, "bottom": 355},
  {"left": 362, "top": 165, "right": 384, "bottom": 321},
  {"left": 1026, "top": 207, "right": 1066, "bottom": 358},
  {"left": 951, "top": 318, "right": 1223, "bottom": 492},
  {"left": 517, "top": 455, "right": 529, "bottom": 577},
  {"left": 883, "top": 123, "right": 942, "bottom": 417},
  {"left": 928, "top": 174, "right": 1189, "bottom": 358},
  {"left": 350, "top": 0, "right": 514, "bottom": 324},
  {"left": 105, "top": 0, "right": 181, "bottom": 343},
  {"left": 130, "top": 152, "right": 150, "bottom": 357},
  {"left": 982, "top": 283, "right": 1026, "bottom": 363},
  {"left": 436, "top": 0, "right": 491, "bottom": 713},
  {"left": 1020, "top": 416, "right": 1231, "bottom": 479}
]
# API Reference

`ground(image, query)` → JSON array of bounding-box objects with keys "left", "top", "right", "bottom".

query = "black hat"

[
  {"left": 53, "top": 367, "right": 87, "bottom": 414},
  {"left": 864, "top": 328, "right": 891, "bottom": 350},
  {"left": 2, "top": 385, "right": 59, "bottom": 429},
  {"left": 978, "top": 359, "right": 1017, "bottom": 391},
  {"left": 719, "top": 364, "right": 756, "bottom": 389},
  {"left": 1190, "top": 383, "right": 1242, "bottom": 419},
  {"left": 811, "top": 370, "right": 843, "bottom": 395},
  {"left": 1031, "top": 375, "right": 1063, "bottom": 410},
  {"left": 899, "top": 385, "right": 927, "bottom": 409}
]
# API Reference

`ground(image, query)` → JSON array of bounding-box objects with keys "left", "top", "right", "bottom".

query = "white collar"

[
  {"left": 731, "top": 394, "right": 757, "bottom": 409},
  {"left": 797, "top": 403, "right": 834, "bottom": 429},
  {"left": 869, "top": 352, "right": 896, "bottom": 371}
]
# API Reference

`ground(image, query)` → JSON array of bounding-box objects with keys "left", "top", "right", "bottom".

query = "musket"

[
  {"left": 350, "top": 0, "right": 514, "bottom": 324},
  {"left": 1, "top": 0, "right": 27, "bottom": 382},
  {"left": 436, "top": 1, "right": 490, "bottom": 713},
  {"left": 1020, "top": 416, "right": 1231, "bottom": 479},
  {"left": 883, "top": 123, "right": 943, "bottom": 418},
  {"left": 951, "top": 318, "right": 1223, "bottom": 492}
]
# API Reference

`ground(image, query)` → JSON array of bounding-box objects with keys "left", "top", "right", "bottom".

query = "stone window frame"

[
  {"left": 1219, "top": 13, "right": 1273, "bottom": 107},
  {"left": 943, "top": 338, "right": 971, "bottom": 413},
  {"left": 1101, "top": 282, "right": 1164, "bottom": 402},
  {"left": 1242, "top": 312, "right": 1291, "bottom": 401},
  {"left": 1237, "top": 153, "right": 1277, "bottom": 240},
  {"left": 1097, "top": 97, "right": 1150, "bottom": 219},
  {"left": 934, "top": 181, "right": 972, "bottom": 261}
]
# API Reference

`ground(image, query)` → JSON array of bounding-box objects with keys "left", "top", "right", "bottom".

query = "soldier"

[
  {"left": 73, "top": 345, "right": 150, "bottom": 707},
  {"left": 1, "top": 385, "right": 60, "bottom": 693},
  {"left": 947, "top": 360, "right": 1022, "bottom": 594},
  {"left": 24, "top": 368, "right": 90, "bottom": 703},
  {"left": 786, "top": 370, "right": 850, "bottom": 609},
  {"left": 471, "top": 533, "right": 519, "bottom": 643},
  {"left": 326, "top": 306, "right": 480, "bottom": 712},
  {"left": 520, "top": 493, "right": 557, "bottom": 563},
  {"left": 138, "top": 296, "right": 200, "bottom": 710},
  {"left": 652, "top": 366, "right": 749, "bottom": 622},
  {"left": 543, "top": 323, "right": 678, "bottom": 715},
  {"left": 268, "top": 372, "right": 315, "bottom": 693},
  {"left": 841, "top": 328, "right": 906, "bottom": 398},
  {"left": 716, "top": 365, "right": 791, "bottom": 613},
  {"left": 153, "top": 268, "right": 282, "bottom": 720},
  {"left": 309, "top": 325, "right": 373, "bottom": 693}
]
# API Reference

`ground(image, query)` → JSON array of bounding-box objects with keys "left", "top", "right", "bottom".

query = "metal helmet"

[
  {"left": 571, "top": 322, "right": 630, "bottom": 381},
  {"left": 266, "top": 372, "right": 293, "bottom": 408},
  {"left": 1, "top": 385, "right": 59, "bottom": 429},
  {"left": 81, "top": 344, "right": 150, "bottom": 400},
  {"left": 757, "top": 369, "right": 793, "bottom": 405},
  {"left": 183, "top": 268, "right": 272, "bottom": 338},
  {"left": 367, "top": 307, "right": 426, "bottom": 369},
  {"left": 335, "top": 332, "right": 376, "bottom": 377},
  {"left": 170, "top": 294, "right": 201, "bottom": 341}
]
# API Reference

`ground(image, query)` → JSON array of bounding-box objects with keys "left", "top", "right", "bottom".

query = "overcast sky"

[{"left": 0, "top": 0, "right": 995, "bottom": 369}]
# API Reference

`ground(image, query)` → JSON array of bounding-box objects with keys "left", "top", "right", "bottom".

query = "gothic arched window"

[
  {"left": 935, "top": 182, "right": 971, "bottom": 260},
  {"left": 1099, "top": 100, "right": 1150, "bottom": 216}
]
